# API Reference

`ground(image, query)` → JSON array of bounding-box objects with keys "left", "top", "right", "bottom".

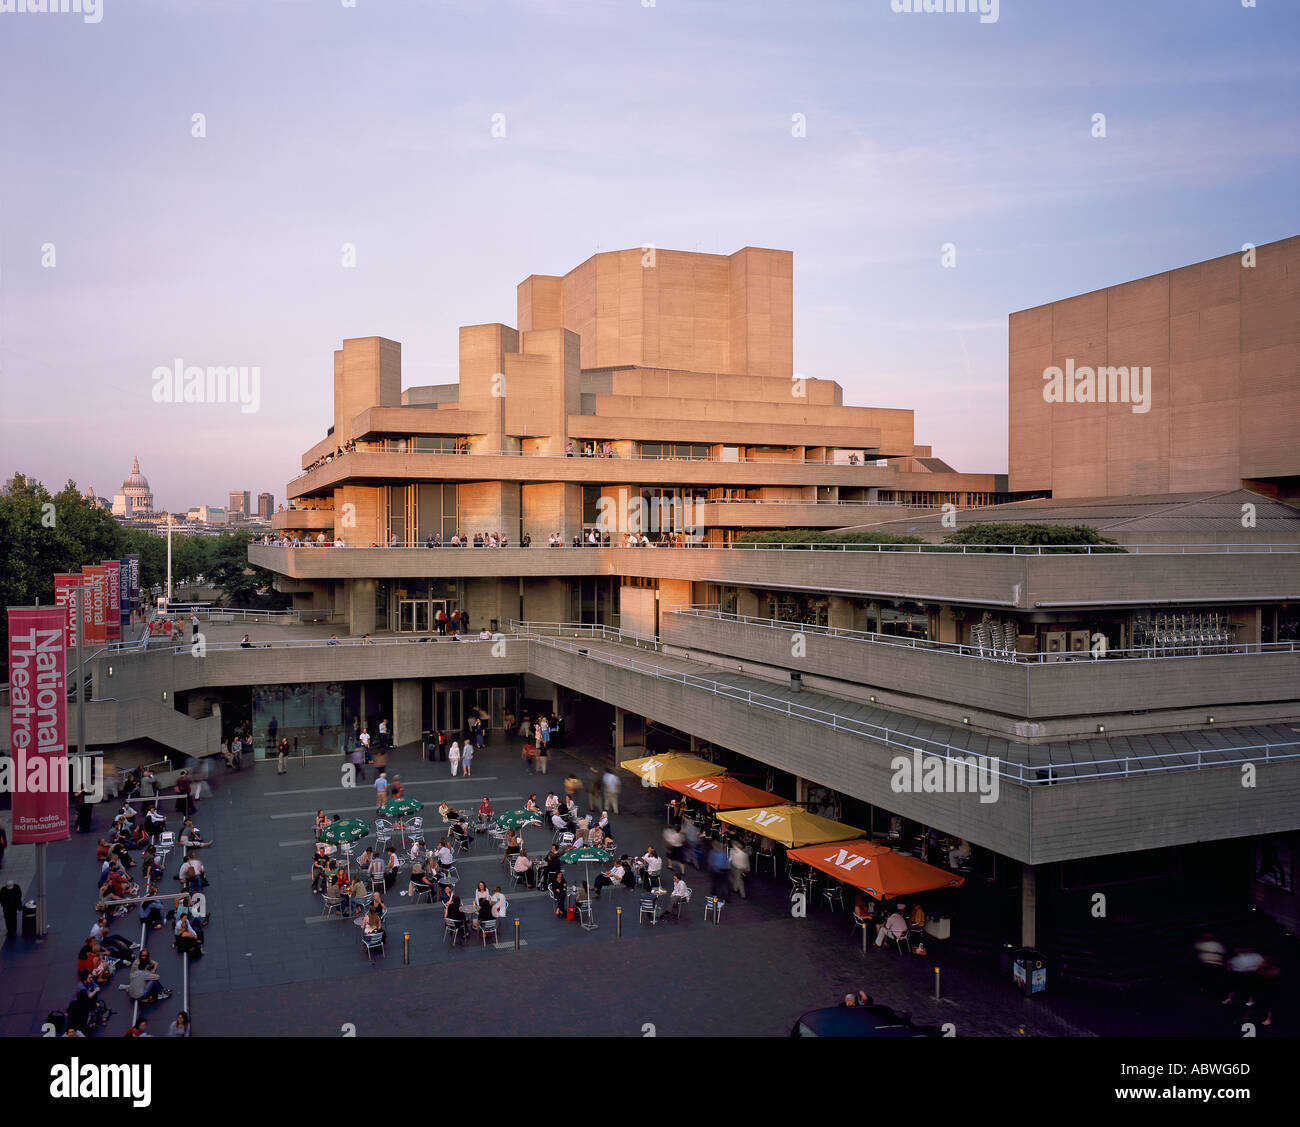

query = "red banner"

[
  {"left": 7, "top": 607, "right": 70, "bottom": 843},
  {"left": 53, "top": 574, "right": 83, "bottom": 650},
  {"left": 81, "top": 566, "right": 107, "bottom": 645},
  {"left": 101, "top": 560, "right": 121, "bottom": 642}
]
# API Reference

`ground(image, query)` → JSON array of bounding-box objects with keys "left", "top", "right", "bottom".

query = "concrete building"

[
  {"left": 228, "top": 490, "right": 250, "bottom": 520},
  {"left": 34, "top": 243, "right": 1300, "bottom": 988},
  {"left": 1009, "top": 235, "right": 1300, "bottom": 502},
  {"left": 257, "top": 491, "right": 274, "bottom": 519}
]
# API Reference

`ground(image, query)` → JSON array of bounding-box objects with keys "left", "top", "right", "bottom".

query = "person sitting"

[
  {"left": 356, "top": 846, "right": 374, "bottom": 872},
  {"left": 362, "top": 907, "right": 387, "bottom": 945},
  {"left": 143, "top": 804, "right": 166, "bottom": 839},
  {"left": 450, "top": 820, "right": 472, "bottom": 851},
  {"left": 406, "top": 863, "right": 432, "bottom": 900},
  {"left": 669, "top": 873, "right": 690, "bottom": 915},
  {"left": 618, "top": 856, "right": 638, "bottom": 891},
  {"left": 382, "top": 847, "right": 400, "bottom": 889},
  {"left": 127, "top": 952, "right": 172, "bottom": 1004},
  {"left": 503, "top": 830, "right": 521, "bottom": 869},
  {"left": 438, "top": 800, "right": 462, "bottom": 823},
  {"left": 478, "top": 797, "right": 494, "bottom": 821},
  {"left": 314, "top": 810, "right": 329, "bottom": 838},
  {"left": 472, "top": 895, "right": 495, "bottom": 931},
  {"left": 174, "top": 917, "right": 203, "bottom": 958},
  {"left": 875, "top": 905, "right": 909, "bottom": 948},
  {"left": 551, "top": 872, "right": 568, "bottom": 917},
  {"left": 435, "top": 839, "right": 454, "bottom": 868},
  {"left": 444, "top": 894, "right": 469, "bottom": 938},
  {"left": 513, "top": 849, "right": 534, "bottom": 887},
  {"left": 593, "top": 859, "right": 624, "bottom": 898},
  {"left": 178, "top": 820, "right": 213, "bottom": 850}
]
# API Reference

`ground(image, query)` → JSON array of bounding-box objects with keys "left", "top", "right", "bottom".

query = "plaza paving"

[{"left": 0, "top": 733, "right": 1288, "bottom": 1038}]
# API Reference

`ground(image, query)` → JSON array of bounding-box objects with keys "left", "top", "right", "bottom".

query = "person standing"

[
  {"left": 378, "top": 718, "right": 389, "bottom": 749},
  {"left": 190, "top": 613, "right": 199, "bottom": 640},
  {"left": 461, "top": 740, "right": 474, "bottom": 778},
  {"left": 359, "top": 727, "right": 372, "bottom": 763},
  {"left": 276, "top": 736, "right": 289, "bottom": 775},
  {"left": 448, "top": 741, "right": 461, "bottom": 777},
  {"left": 535, "top": 736, "right": 548, "bottom": 776},
  {"left": 374, "top": 771, "right": 389, "bottom": 809},
  {"left": 602, "top": 769, "right": 621, "bottom": 815},
  {"left": 728, "top": 839, "right": 750, "bottom": 900},
  {"left": 350, "top": 744, "right": 366, "bottom": 783}
]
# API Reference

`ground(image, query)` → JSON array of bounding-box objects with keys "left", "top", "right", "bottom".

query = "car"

[{"left": 790, "top": 1003, "right": 945, "bottom": 1038}]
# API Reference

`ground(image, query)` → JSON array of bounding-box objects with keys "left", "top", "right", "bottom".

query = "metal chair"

[
  {"left": 321, "top": 893, "right": 343, "bottom": 918},
  {"left": 638, "top": 895, "right": 662, "bottom": 926},
  {"left": 361, "top": 931, "right": 385, "bottom": 963},
  {"left": 822, "top": 885, "right": 844, "bottom": 912},
  {"left": 703, "top": 896, "right": 725, "bottom": 924},
  {"left": 884, "top": 928, "right": 911, "bottom": 955},
  {"left": 407, "top": 818, "right": 425, "bottom": 845},
  {"left": 479, "top": 919, "right": 499, "bottom": 947},
  {"left": 374, "top": 820, "right": 393, "bottom": 850},
  {"left": 574, "top": 898, "right": 596, "bottom": 930},
  {"left": 754, "top": 849, "right": 776, "bottom": 876},
  {"left": 443, "top": 919, "right": 467, "bottom": 947},
  {"left": 509, "top": 868, "right": 530, "bottom": 890},
  {"left": 851, "top": 913, "right": 872, "bottom": 944},
  {"left": 670, "top": 887, "right": 692, "bottom": 921}
]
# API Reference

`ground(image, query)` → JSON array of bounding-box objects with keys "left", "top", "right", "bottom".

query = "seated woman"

[
  {"left": 382, "top": 847, "right": 400, "bottom": 889},
  {"left": 444, "top": 894, "right": 469, "bottom": 936},
  {"left": 139, "top": 887, "right": 165, "bottom": 931},
  {"left": 437, "top": 800, "right": 462, "bottom": 823},
  {"left": 406, "top": 863, "right": 432, "bottom": 899},
  {"left": 471, "top": 895, "right": 495, "bottom": 931},
  {"left": 490, "top": 886, "right": 508, "bottom": 918},
  {"left": 588, "top": 826, "right": 605, "bottom": 848},
  {"left": 450, "top": 819, "right": 473, "bottom": 851},
  {"left": 525, "top": 794, "right": 541, "bottom": 814},
  {"left": 174, "top": 917, "right": 203, "bottom": 958},
  {"left": 503, "top": 829, "right": 521, "bottom": 868},
  {"left": 472, "top": 881, "right": 491, "bottom": 909},
  {"left": 551, "top": 873, "right": 568, "bottom": 918},
  {"left": 356, "top": 846, "right": 374, "bottom": 871},
  {"left": 512, "top": 848, "right": 533, "bottom": 887},
  {"left": 314, "top": 810, "right": 329, "bottom": 839},
  {"left": 77, "top": 939, "right": 115, "bottom": 984},
  {"left": 346, "top": 874, "right": 368, "bottom": 915},
  {"left": 362, "top": 908, "right": 387, "bottom": 945}
]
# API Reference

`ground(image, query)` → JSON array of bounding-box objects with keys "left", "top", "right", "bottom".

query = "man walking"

[
  {"left": 707, "top": 839, "right": 730, "bottom": 900},
  {"left": 374, "top": 771, "right": 389, "bottom": 809},
  {"left": 728, "top": 839, "right": 750, "bottom": 899},
  {"left": 602, "top": 769, "right": 621, "bottom": 815},
  {"left": 350, "top": 744, "right": 366, "bottom": 783}
]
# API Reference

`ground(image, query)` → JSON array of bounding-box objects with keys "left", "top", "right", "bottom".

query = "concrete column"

[
  {"left": 613, "top": 707, "right": 627, "bottom": 750},
  {"left": 345, "top": 578, "right": 377, "bottom": 636},
  {"left": 736, "top": 589, "right": 760, "bottom": 618},
  {"left": 795, "top": 776, "right": 809, "bottom": 805},
  {"left": 1021, "top": 863, "right": 1037, "bottom": 948},
  {"left": 828, "top": 596, "right": 853, "bottom": 631},
  {"left": 392, "top": 678, "right": 422, "bottom": 746}
]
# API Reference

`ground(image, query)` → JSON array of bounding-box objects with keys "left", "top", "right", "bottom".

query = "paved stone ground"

[{"left": 0, "top": 734, "right": 1290, "bottom": 1038}]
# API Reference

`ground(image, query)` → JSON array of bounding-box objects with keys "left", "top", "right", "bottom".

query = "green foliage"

[
  {"left": 734, "top": 528, "right": 925, "bottom": 549},
  {"left": 940, "top": 523, "right": 1125, "bottom": 553},
  {"left": 0, "top": 473, "right": 288, "bottom": 673}
]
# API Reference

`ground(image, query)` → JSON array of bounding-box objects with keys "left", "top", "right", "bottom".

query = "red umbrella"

[
  {"left": 787, "top": 840, "right": 965, "bottom": 901},
  {"left": 661, "top": 775, "right": 787, "bottom": 810}
]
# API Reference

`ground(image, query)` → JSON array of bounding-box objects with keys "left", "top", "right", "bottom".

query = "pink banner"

[
  {"left": 101, "top": 560, "right": 121, "bottom": 643},
  {"left": 7, "top": 607, "right": 70, "bottom": 844},
  {"left": 81, "top": 566, "right": 107, "bottom": 645},
  {"left": 53, "top": 574, "right": 83, "bottom": 650}
]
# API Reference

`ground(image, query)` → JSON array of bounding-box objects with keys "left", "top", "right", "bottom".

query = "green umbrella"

[
  {"left": 377, "top": 797, "right": 424, "bottom": 819},
  {"left": 562, "top": 845, "right": 612, "bottom": 930},
  {"left": 497, "top": 809, "right": 543, "bottom": 830},
  {"left": 319, "top": 818, "right": 371, "bottom": 878},
  {"left": 319, "top": 818, "right": 371, "bottom": 845}
]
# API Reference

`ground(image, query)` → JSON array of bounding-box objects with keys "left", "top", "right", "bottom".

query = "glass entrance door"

[{"left": 398, "top": 599, "right": 430, "bottom": 632}]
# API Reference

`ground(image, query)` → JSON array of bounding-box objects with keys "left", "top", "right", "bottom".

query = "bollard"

[
  {"left": 403, "top": 932, "right": 410, "bottom": 965},
  {"left": 934, "top": 966, "right": 941, "bottom": 1000},
  {"left": 514, "top": 919, "right": 520, "bottom": 950},
  {"left": 616, "top": 907, "right": 622, "bottom": 937},
  {"left": 862, "top": 921, "right": 868, "bottom": 955}
]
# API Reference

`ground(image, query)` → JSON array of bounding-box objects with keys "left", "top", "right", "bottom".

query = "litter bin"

[
  {"left": 790, "top": 672, "right": 803, "bottom": 692},
  {"left": 21, "top": 900, "right": 38, "bottom": 939},
  {"left": 1012, "top": 947, "right": 1047, "bottom": 995}
]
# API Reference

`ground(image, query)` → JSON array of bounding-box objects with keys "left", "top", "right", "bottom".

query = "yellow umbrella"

[
  {"left": 716, "top": 805, "right": 864, "bottom": 848},
  {"left": 618, "top": 753, "right": 727, "bottom": 787}
]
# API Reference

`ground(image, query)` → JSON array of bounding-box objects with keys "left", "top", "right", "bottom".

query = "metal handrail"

[
  {"left": 95, "top": 631, "right": 525, "bottom": 656},
  {"left": 248, "top": 540, "right": 1299, "bottom": 555},
  {"left": 291, "top": 446, "right": 891, "bottom": 480},
  {"left": 664, "top": 606, "right": 1300, "bottom": 663},
  {"left": 515, "top": 627, "right": 1300, "bottom": 785}
]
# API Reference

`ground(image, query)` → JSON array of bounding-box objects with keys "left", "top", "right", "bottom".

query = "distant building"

[
  {"left": 186, "top": 505, "right": 228, "bottom": 525},
  {"left": 83, "top": 483, "right": 110, "bottom": 510},
  {"left": 228, "top": 490, "right": 250, "bottom": 519},
  {"left": 112, "top": 455, "right": 155, "bottom": 517},
  {"left": 257, "top": 491, "right": 274, "bottom": 518}
]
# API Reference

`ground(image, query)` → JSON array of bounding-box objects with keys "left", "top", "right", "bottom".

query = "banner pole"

[{"left": 35, "top": 844, "right": 47, "bottom": 937}]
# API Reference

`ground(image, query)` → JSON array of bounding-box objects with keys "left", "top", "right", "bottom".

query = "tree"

[{"left": 940, "top": 523, "right": 1125, "bottom": 553}]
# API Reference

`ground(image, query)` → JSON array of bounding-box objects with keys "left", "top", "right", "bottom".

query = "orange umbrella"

[
  {"left": 661, "top": 775, "right": 786, "bottom": 810},
  {"left": 787, "top": 840, "right": 965, "bottom": 901}
]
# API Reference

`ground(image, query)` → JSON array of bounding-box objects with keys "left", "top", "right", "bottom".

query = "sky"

[{"left": 1, "top": 0, "right": 1297, "bottom": 513}]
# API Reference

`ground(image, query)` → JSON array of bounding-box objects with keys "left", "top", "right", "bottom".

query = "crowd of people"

[
  {"left": 304, "top": 438, "right": 359, "bottom": 473},
  {"left": 54, "top": 770, "right": 204, "bottom": 1036}
]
